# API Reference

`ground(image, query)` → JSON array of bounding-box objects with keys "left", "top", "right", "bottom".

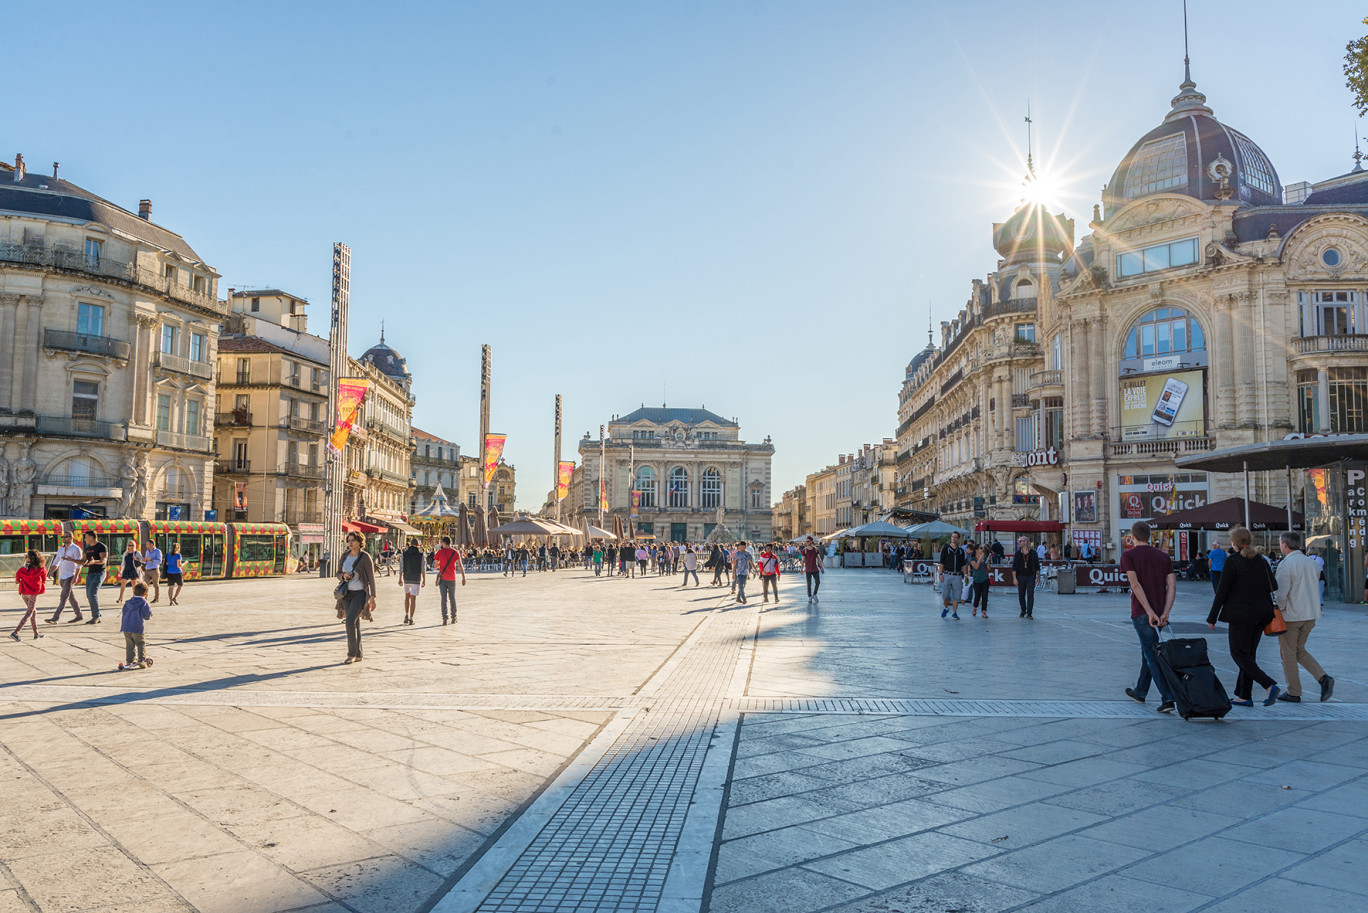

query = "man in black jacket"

[
  {"left": 1012, "top": 536, "right": 1040, "bottom": 619},
  {"left": 939, "top": 533, "right": 968, "bottom": 618}
]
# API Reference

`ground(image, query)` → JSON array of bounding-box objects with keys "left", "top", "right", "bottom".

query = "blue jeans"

[
  {"left": 1132, "top": 615, "right": 1173, "bottom": 702},
  {"left": 85, "top": 573, "right": 103, "bottom": 619},
  {"left": 736, "top": 573, "right": 748, "bottom": 601}
]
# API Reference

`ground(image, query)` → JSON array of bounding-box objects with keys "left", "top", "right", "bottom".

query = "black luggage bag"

[{"left": 1155, "top": 628, "right": 1232, "bottom": 721}]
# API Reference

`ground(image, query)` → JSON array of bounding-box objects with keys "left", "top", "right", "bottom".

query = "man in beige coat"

[{"left": 1275, "top": 531, "right": 1334, "bottom": 702}]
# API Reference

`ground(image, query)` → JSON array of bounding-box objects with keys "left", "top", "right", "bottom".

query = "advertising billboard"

[{"left": 1120, "top": 370, "right": 1205, "bottom": 439}]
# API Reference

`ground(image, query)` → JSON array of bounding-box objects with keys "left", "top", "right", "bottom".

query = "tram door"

[
  {"left": 273, "top": 536, "right": 287, "bottom": 575},
  {"left": 202, "top": 532, "right": 226, "bottom": 578}
]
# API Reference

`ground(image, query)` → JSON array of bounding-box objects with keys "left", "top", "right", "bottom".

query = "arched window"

[
  {"left": 635, "top": 466, "right": 656, "bottom": 508},
  {"left": 701, "top": 468, "right": 722, "bottom": 509},
  {"left": 1123, "top": 307, "right": 1206, "bottom": 361},
  {"left": 1015, "top": 278, "right": 1036, "bottom": 299},
  {"left": 668, "top": 467, "right": 689, "bottom": 508}
]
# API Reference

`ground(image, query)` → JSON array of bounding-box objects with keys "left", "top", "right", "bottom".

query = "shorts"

[
  {"left": 404, "top": 583, "right": 421, "bottom": 596},
  {"left": 940, "top": 576, "right": 961, "bottom": 604},
  {"left": 166, "top": 573, "right": 184, "bottom": 585}
]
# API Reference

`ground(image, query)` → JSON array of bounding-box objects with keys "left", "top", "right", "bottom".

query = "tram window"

[
  {"left": 239, "top": 535, "right": 275, "bottom": 563},
  {"left": 179, "top": 536, "right": 202, "bottom": 562},
  {"left": 38, "top": 534, "right": 60, "bottom": 553},
  {"left": 0, "top": 536, "right": 25, "bottom": 555}
]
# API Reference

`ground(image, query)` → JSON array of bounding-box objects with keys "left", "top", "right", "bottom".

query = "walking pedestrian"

[
  {"left": 1120, "top": 521, "right": 1176, "bottom": 713},
  {"left": 115, "top": 541, "right": 143, "bottom": 604},
  {"left": 757, "top": 544, "right": 780, "bottom": 604},
  {"left": 733, "top": 541, "right": 753, "bottom": 603},
  {"left": 707, "top": 544, "right": 725, "bottom": 586},
  {"left": 635, "top": 544, "right": 649, "bottom": 577},
  {"left": 141, "top": 539, "right": 163, "bottom": 604},
  {"left": 118, "top": 582, "right": 153, "bottom": 671},
  {"left": 968, "top": 544, "right": 990, "bottom": 618},
  {"left": 164, "top": 542, "right": 185, "bottom": 606},
  {"left": 801, "top": 536, "right": 823, "bottom": 602},
  {"left": 940, "top": 532, "right": 967, "bottom": 618},
  {"left": 1207, "top": 526, "right": 1280, "bottom": 707},
  {"left": 432, "top": 536, "right": 465, "bottom": 625},
  {"left": 1012, "top": 536, "right": 1039, "bottom": 619},
  {"left": 9, "top": 549, "right": 46, "bottom": 641},
  {"left": 337, "top": 531, "right": 377, "bottom": 664},
  {"left": 47, "top": 531, "right": 84, "bottom": 624},
  {"left": 621, "top": 541, "right": 635, "bottom": 578},
  {"left": 399, "top": 537, "right": 427, "bottom": 626},
  {"left": 682, "top": 547, "right": 700, "bottom": 586},
  {"left": 1274, "top": 531, "right": 1334, "bottom": 702},
  {"left": 1207, "top": 540, "right": 1226, "bottom": 594},
  {"left": 81, "top": 530, "right": 107, "bottom": 624},
  {"left": 593, "top": 543, "right": 604, "bottom": 576}
]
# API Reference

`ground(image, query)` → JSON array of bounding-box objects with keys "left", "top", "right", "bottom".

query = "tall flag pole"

[
  {"left": 598, "top": 424, "right": 606, "bottom": 529},
  {"left": 324, "top": 242, "right": 350, "bottom": 572},
  {"left": 553, "top": 394, "right": 562, "bottom": 522},
  {"left": 479, "top": 344, "right": 491, "bottom": 510}
]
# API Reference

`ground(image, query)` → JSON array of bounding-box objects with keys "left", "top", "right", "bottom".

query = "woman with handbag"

[
  {"left": 336, "top": 532, "right": 377, "bottom": 665},
  {"left": 115, "top": 541, "right": 144, "bottom": 604},
  {"left": 1207, "top": 526, "right": 1280, "bottom": 707},
  {"left": 969, "top": 545, "right": 991, "bottom": 618}
]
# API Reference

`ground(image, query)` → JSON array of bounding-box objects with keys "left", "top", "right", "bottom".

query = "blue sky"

[{"left": 9, "top": 1, "right": 1365, "bottom": 507}]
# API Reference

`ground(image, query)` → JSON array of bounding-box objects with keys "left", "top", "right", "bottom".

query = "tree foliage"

[{"left": 1345, "top": 18, "right": 1368, "bottom": 116}]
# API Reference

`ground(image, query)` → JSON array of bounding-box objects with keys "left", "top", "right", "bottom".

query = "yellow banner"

[
  {"left": 599, "top": 479, "right": 608, "bottom": 511},
  {"left": 483, "top": 433, "right": 507, "bottom": 484},
  {"left": 557, "top": 462, "right": 574, "bottom": 500},
  {"left": 328, "top": 379, "right": 370, "bottom": 454}
]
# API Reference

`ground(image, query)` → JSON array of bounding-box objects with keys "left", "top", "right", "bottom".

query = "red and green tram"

[{"left": 0, "top": 519, "right": 294, "bottom": 585}]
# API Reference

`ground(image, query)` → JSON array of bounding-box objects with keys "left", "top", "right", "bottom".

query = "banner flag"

[
  {"left": 630, "top": 490, "right": 641, "bottom": 518},
  {"left": 328, "top": 379, "right": 371, "bottom": 454},
  {"left": 557, "top": 462, "right": 574, "bottom": 501},
  {"left": 599, "top": 479, "right": 608, "bottom": 511},
  {"left": 483, "top": 433, "right": 507, "bottom": 484}
]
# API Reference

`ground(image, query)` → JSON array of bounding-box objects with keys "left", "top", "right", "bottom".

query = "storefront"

[{"left": 1113, "top": 472, "right": 1208, "bottom": 560}]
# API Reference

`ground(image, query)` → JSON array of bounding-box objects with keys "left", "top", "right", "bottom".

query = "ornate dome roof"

[
  {"left": 1104, "top": 68, "right": 1281, "bottom": 217},
  {"left": 993, "top": 199, "right": 1074, "bottom": 264},
  {"left": 360, "top": 330, "right": 410, "bottom": 381},
  {"left": 905, "top": 342, "right": 936, "bottom": 378}
]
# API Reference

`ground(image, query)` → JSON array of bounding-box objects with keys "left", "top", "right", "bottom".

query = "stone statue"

[
  {"left": 129, "top": 452, "right": 149, "bottom": 519},
  {"left": 0, "top": 444, "right": 9, "bottom": 514},
  {"left": 7, "top": 442, "right": 37, "bottom": 517},
  {"left": 715, "top": 504, "right": 725, "bottom": 526},
  {"left": 118, "top": 454, "right": 146, "bottom": 518}
]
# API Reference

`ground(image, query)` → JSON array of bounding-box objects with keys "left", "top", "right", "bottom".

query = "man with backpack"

[{"left": 432, "top": 536, "right": 466, "bottom": 625}]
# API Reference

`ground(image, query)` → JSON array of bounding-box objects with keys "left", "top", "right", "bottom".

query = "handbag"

[
  {"left": 1265, "top": 606, "right": 1287, "bottom": 637},
  {"left": 961, "top": 580, "right": 973, "bottom": 601}
]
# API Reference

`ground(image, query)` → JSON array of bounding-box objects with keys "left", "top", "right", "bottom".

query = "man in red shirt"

[
  {"left": 757, "top": 544, "right": 782, "bottom": 604},
  {"left": 1120, "top": 521, "right": 1176, "bottom": 713},
  {"left": 432, "top": 536, "right": 466, "bottom": 625},
  {"left": 800, "top": 536, "right": 823, "bottom": 603}
]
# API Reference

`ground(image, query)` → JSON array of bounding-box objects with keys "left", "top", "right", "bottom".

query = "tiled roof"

[
  {"left": 216, "top": 335, "right": 288, "bottom": 355},
  {"left": 616, "top": 407, "right": 736, "bottom": 427}
]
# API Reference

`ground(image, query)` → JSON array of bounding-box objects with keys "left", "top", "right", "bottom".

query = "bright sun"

[{"left": 1022, "top": 172, "right": 1057, "bottom": 209}]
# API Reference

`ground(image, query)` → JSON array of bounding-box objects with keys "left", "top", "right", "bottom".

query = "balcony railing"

[
  {"left": 283, "top": 463, "right": 325, "bottom": 481},
  {"left": 216, "top": 459, "right": 251, "bottom": 474},
  {"left": 284, "top": 508, "right": 323, "bottom": 525},
  {"left": 1029, "top": 369, "right": 1062, "bottom": 389},
  {"left": 36, "top": 415, "right": 127, "bottom": 441},
  {"left": 43, "top": 328, "right": 132, "bottom": 360},
  {"left": 214, "top": 411, "right": 253, "bottom": 428},
  {"left": 281, "top": 415, "right": 328, "bottom": 435},
  {"left": 155, "top": 429, "right": 212, "bottom": 452},
  {"left": 1107, "top": 436, "right": 1215, "bottom": 458},
  {"left": 215, "top": 363, "right": 328, "bottom": 392},
  {"left": 37, "top": 474, "right": 120, "bottom": 490},
  {"left": 0, "top": 242, "right": 225, "bottom": 314},
  {"left": 155, "top": 351, "right": 214, "bottom": 380},
  {"left": 1011, "top": 393, "right": 1031, "bottom": 408},
  {"left": 1293, "top": 334, "right": 1368, "bottom": 355},
  {"left": 983, "top": 296, "right": 1038, "bottom": 319}
]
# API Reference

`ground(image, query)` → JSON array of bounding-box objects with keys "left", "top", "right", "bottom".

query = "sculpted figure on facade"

[{"left": 7, "top": 442, "right": 37, "bottom": 518}]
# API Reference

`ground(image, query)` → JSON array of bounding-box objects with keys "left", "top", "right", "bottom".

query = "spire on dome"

[
  {"left": 380, "top": 320, "right": 386, "bottom": 344},
  {"left": 1166, "top": 0, "right": 1213, "bottom": 122}
]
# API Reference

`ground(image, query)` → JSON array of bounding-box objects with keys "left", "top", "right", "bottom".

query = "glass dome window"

[
  {"left": 1123, "top": 134, "right": 1188, "bottom": 198},
  {"left": 1233, "top": 133, "right": 1276, "bottom": 197}
]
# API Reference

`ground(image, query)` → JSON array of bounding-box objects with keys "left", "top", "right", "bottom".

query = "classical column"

[
  {"left": 1318, "top": 368, "right": 1331, "bottom": 433},
  {"left": 0, "top": 294, "right": 16, "bottom": 412},
  {"left": 8, "top": 297, "right": 30, "bottom": 414},
  {"left": 1215, "top": 298, "right": 1236, "bottom": 430},
  {"left": 1233, "top": 293, "right": 1258, "bottom": 428}
]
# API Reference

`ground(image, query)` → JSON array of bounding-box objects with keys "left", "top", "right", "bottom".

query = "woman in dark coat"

[
  {"left": 1207, "top": 526, "right": 1280, "bottom": 706},
  {"left": 336, "top": 532, "right": 377, "bottom": 665}
]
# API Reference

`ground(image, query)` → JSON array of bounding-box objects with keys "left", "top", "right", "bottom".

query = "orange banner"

[
  {"left": 557, "top": 462, "right": 574, "bottom": 501},
  {"left": 599, "top": 479, "right": 608, "bottom": 511},
  {"left": 483, "top": 433, "right": 507, "bottom": 484},
  {"left": 328, "top": 379, "right": 370, "bottom": 454}
]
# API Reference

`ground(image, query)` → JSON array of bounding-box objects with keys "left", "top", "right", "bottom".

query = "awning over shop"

[
  {"left": 1149, "top": 497, "right": 1303, "bottom": 532},
  {"left": 844, "top": 520, "right": 917, "bottom": 539},
  {"left": 344, "top": 519, "right": 388, "bottom": 534},
  {"left": 1175, "top": 434, "right": 1368, "bottom": 473},
  {"left": 389, "top": 519, "right": 421, "bottom": 535},
  {"left": 974, "top": 520, "right": 1066, "bottom": 534}
]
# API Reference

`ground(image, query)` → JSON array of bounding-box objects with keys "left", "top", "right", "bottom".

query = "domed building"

[
  {"left": 359, "top": 327, "right": 412, "bottom": 391},
  {"left": 341, "top": 329, "right": 417, "bottom": 539},
  {"left": 895, "top": 59, "right": 1368, "bottom": 600}
]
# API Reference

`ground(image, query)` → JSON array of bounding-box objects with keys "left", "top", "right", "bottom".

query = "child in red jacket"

[
  {"left": 10, "top": 549, "right": 46, "bottom": 641},
  {"left": 758, "top": 544, "right": 782, "bottom": 605}
]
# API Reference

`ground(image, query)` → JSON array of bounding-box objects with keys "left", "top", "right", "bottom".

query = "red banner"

[
  {"left": 328, "top": 379, "right": 370, "bottom": 454},
  {"left": 557, "top": 461, "right": 574, "bottom": 501},
  {"left": 483, "top": 433, "right": 507, "bottom": 484}
]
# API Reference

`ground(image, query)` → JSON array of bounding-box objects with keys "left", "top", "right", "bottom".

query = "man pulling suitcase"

[{"left": 1120, "top": 521, "right": 1177, "bottom": 714}]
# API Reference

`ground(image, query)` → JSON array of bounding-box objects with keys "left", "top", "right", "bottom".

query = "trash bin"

[
  {"left": 1056, "top": 567, "right": 1076, "bottom": 595},
  {"left": 318, "top": 557, "right": 330, "bottom": 578}
]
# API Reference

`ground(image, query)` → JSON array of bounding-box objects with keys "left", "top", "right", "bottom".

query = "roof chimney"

[
  {"left": 138, "top": 199, "right": 152, "bottom": 220},
  {"left": 12, "top": 153, "right": 24, "bottom": 182}
]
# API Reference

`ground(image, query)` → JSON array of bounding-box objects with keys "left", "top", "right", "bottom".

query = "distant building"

[
  {"left": 341, "top": 333, "right": 416, "bottom": 537},
  {"left": 0, "top": 153, "right": 221, "bottom": 521},
  {"left": 566, "top": 407, "right": 774, "bottom": 543},
  {"left": 410, "top": 427, "right": 460, "bottom": 515}
]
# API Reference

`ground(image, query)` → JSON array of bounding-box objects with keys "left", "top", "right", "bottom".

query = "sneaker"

[
  {"left": 1320, "top": 675, "right": 1335, "bottom": 702},
  {"left": 941, "top": 608, "right": 949, "bottom": 618},
  {"left": 66, "top": 616, "right": 85, "bottom": 624},
  {"left": 1125, "top": 688, "right": 1145, "bottom": 703},
  {"left": 32, "top": 633, "right": 43, "bottom": 640},
  {"left": 7, "top": 632, "right": 18, "bottom": 642},
  {"left": 44, "top": 617, "right": 58, "bottom": 625},
  {"left": 1276, "top": 692, "right": 1301, "bottom": 703},
  {"left": 442, "top": 617, "right": 449, "bottom": 626},
  {"left": 952, "top": 613, "right": 960, "bottom": 619},
  {"left": 85, "top": 617, "right": 101, "bottom": 625},
  {"left": 1157, "top": 701, "right": 1175, "bottom": 714}
]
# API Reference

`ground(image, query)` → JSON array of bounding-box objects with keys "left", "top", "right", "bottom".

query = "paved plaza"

[{"left": 0, "top": 565, "right": 1366, "bottom": 913}]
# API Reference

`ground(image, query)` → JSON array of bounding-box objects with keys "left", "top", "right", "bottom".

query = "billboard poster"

[
  {"left": 328, "top": 378, "right": 371, "bottom": 454},
  {"left": 557, "top": 462, "right": 574, "bottom": 501},
  {"left": 1120, "top": 370, "right": 1205, "bottom": 439},
  {"left": 483, "top": 433, "right": 507, "bottom": 484},
  {"left": 1073, "top": 491, "right": 1098, "bottom": 523}
]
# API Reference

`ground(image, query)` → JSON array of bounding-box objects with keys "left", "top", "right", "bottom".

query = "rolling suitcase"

[{"left": 1155, "top": 627, "right": 1231, "bottom": 721}]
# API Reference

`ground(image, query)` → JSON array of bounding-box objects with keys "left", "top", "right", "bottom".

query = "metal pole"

[
  {"left": 479, "top": 344, "right": 491, "bottom": 509},
  {"left": 324, "top": 242, "right": 350, "bottom": 574},
  {"left": 627, "top": 444, "right": 635, "bottom": 537},
  {"left": 598, "top": 424, "right": 605, "bottom": 529},
  {"left": 1243, "top": 460, "right": 1251, "bottom": 529},
  {"left": 553, "top": 394, "right": 562, "bottom": 523},
  {"left": 1286, "top": 464, "right": 1294, "bottom": 532}
]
